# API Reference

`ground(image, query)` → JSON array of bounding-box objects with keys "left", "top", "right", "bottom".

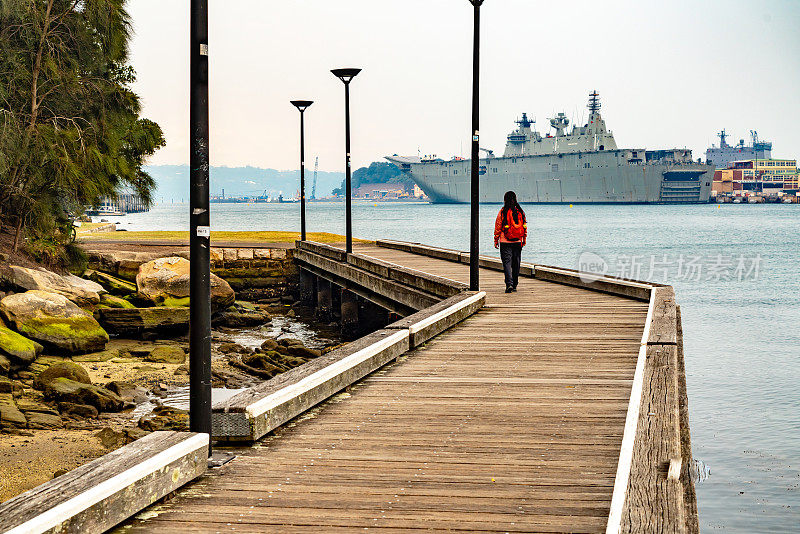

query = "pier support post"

[
  {"left": 340, "top": 289, "right": 359, "bottom": 341},
  {"left": 317, "top": 278, "right": 332, "bottom": 322},
  {"left": 300, "top": 269, "right": 316, "bottom": 305}
]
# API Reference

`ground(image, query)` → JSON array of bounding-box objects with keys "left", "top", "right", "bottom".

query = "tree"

[
  {"left": 0, "top": 0, "right": 164, "bottom": 254},
  {"left": 332, "top": 162, "right": 411, "bottom": 196}
]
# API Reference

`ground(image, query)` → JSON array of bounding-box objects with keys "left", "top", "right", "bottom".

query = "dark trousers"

[{"left": 499, "top": 242, "right": 522, "bottom": 289}]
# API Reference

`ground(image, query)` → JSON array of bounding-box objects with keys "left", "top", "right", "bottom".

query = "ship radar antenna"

[
  {"left": 587, "top": 90, "right": 601, "bottom": 114},
  {"left": 717, "top": 129, "right": 728, "bottom": 147},
  {"left": 516, "top": 113, "right": 534, "bottom": 129}
]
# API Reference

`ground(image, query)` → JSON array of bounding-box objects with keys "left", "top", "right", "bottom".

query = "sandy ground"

[{"left": 0, "top": 430, "right": 113, "bottom": 502}]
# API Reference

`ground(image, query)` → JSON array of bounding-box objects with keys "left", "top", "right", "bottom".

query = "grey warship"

[{"left": 387, "top": 92, "right": 714, "bottom": 203}]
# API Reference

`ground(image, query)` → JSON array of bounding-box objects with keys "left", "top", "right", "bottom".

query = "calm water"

[{"left": 108, "top": 201, "right": 800, "bottom": 532}]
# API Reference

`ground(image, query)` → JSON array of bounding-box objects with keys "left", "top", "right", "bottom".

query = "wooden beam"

[
  {"left": 294, "top": 249, "right": 439, "bottom": 310},
  {"left": 387, "top": 291, "right": 486, "bottom": 347},
  {"left": 0, "top": 431, "right": 208, "bottom": 534},
  {"left": 534, "top": 265, "right": 653, "bottom": 302},
  {"left": 348, "top": 253, "right": 467, "bottom": 298},
  {"left": 212, "top": 330, "right": 410, "bottom": 442}
]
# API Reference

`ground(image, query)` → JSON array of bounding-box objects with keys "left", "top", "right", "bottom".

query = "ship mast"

[
  {"left": 587, "top": 90, "right": 601, "bottom": 114},
  {"left": 717, "top": 129, "right": 729, "bottom": 148}
]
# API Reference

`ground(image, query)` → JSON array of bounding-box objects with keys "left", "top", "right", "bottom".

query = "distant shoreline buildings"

[{"left": 708, "top": 130, "right": 798, "bottom": 196}]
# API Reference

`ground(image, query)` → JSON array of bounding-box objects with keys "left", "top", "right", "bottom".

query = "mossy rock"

[
  {"left": 26, "top": 412, "right": 63, "bottom": 429},
  {"left": 44, "top": 378, "right": 124, "bottom": 412},
  {"left": 17, "top": 315, "right": 109, "bottom": 355},
  {"left": 97, "top": 307, "right": 189, "bottom": 336},
  {"left": 0, "top": 325, "right": 43, "bottom": 364},
  {"left": 137, "top": 257, "right": 234, "bottom": 311},
  {"left": 99, "top": 294, "right": 135, "bottom": 309},
  {"left": 34, "top": 361, "right": 92, "bottom": 390},
  {"left": 284, "top": 345, "right": 322, "bottom": 359},
  {"left": 159, "top": 296, "right": 190, "bottom": 307},
  {"left": 87, "top": 270, "right": 137, "bottom": 296},
  {"left": 234, "top": 301, "right": 258, "bottom": 312},
  {"left": 0, "top": 393, "right": 26, "bottom": 428},
  {"left": 144, "top": 346, "right": 186, "bottom": 364},
  {"left": 0, "top": 291, "right": 108, "bottom": 354},
  {"left": 28, "top": 355, "right": 70, "bottom": 375}
]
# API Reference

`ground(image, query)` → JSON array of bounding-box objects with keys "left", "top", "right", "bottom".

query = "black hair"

[{"left": 501, "top": 191, "right": 526, "bottom": 224}]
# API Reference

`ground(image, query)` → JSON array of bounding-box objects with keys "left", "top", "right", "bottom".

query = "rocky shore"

[{"left": 0, "top": 245, "right": 340, "bottom": 502}]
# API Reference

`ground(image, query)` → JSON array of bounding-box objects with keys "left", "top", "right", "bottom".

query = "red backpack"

[{"left": 504, "top": 209, "right": 526, "bottom": 241}]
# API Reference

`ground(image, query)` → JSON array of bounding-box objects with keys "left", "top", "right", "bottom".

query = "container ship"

[{"left": 387, "top": 91, "right": 714, "bottom": 204}]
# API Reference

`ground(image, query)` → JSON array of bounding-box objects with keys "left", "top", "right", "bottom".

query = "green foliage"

[
  {"left": 0, "top": 0, "right": 164, "bottom": 258},
  {"left": 332, "top": 162, "right": 411, "bottom": 196}
]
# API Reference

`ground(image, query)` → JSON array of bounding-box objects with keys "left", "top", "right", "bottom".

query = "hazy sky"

[{"left": 128, "top": 0, "right": 800, "bottom": 172}]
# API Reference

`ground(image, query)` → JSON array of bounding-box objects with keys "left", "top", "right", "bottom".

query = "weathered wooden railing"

[
  {"left": 372, "top": 239, "right": 698, "bottom": 533},
  {"left": 0, "top": 432, "right": 208, "bottom": 534},
  {"left": 212, "top": 241, "right": 484, "bottom": 442}
]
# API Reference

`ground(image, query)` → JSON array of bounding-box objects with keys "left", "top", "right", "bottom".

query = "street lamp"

[
  {"left": 189, "top": 0, "right": 211, "bottom": 451},
  {"left": 331, "top": 68, "right": 361, "bottom": 254},
  {"left": 290, "top": 100, "right": 314, "bottom": 241},
  {"left": 468, "top": 0, "right": 483, "bottom": 291}
]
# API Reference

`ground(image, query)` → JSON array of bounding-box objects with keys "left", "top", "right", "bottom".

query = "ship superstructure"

[
  {"left": 706, "top": 130, "right": 772, "bottom": 169},
  {"left": 387, "top": 91, "right": 714, "bottom": 204}
]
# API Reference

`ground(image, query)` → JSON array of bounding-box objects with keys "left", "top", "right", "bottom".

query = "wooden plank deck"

[{"left": 121, "top": 245, "right": 648, "bottom": 533}]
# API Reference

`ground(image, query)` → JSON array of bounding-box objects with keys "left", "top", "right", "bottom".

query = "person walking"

[{"left": 494, "top": 191, "right": 527, "bottom": 293}]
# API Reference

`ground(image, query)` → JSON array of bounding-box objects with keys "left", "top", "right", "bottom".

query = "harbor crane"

[{"left": 311, "top": 156, "right": 319, "bottom": 200}]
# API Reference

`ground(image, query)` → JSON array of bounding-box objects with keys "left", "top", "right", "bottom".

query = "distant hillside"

[
  {"left": 145, "top": 165, "right": 345, "bottom": 202},
  {"left": 331, "top": 162, "right": 412, "bottom": 196}
]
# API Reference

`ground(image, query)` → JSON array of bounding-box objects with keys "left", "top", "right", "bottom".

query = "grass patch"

[
  {"left": 75, "top": 222, "right": 114, "bottom": 234},
  {"left": 79, "top": 231, "right": 371, "bottom": 244}
]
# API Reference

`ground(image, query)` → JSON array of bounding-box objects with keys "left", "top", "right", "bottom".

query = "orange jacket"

[{"left": 494, "top": 209, "right": 527, "bottom": 246}]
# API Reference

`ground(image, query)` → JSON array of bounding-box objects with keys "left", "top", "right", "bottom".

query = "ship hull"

[{"left": 393, "top": 151, "right": 714, "bottom": 204}]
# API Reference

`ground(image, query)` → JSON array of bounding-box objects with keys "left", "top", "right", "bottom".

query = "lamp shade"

[
  {"left": 331, "top": 68, "right": 362, "bottom": 83},
  {"left": 290, "top": 100, "right": 314, "bottom": 112}
]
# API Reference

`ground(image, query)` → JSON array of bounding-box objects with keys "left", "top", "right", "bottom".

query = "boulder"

[
  {"left": 4, "top": 265, "right": 103, "bottom": 306},
  {"left": 15, "top": 399, "right": 60, "bottom": 416},
  {"left": 27, "top": 355, "right": 69, "bottom": 375},
  {"left": 0, "top": 354, "right": 9, "bottom": 375},
  {"left": 144, "top": 346, "right": 186, "bottom": 364},
  {"left": 105, "top": 381, "right": 149, "bottom": 404},
  {"left": 43, "top": 378, "right": 124, "bottom": 412},
  {"left": 0, "top": 393, "right": 26, "bottom": 428},
  {"left": 99, "top": 294, "right": 135, "bottom": 309},
  {"left": 98, "top": 307, "right": 189, "bottom": 336},
  {"left": 34, "top": 361, "right": 92, "bottom": 390},
  {"left": 137, "top": 406, "right": 188, "bottom": 432},
  {"left": 96, "top": 426, "right": 126, "bottom": 448},
  {"left": 0, "top": 291, "right": 109, "bottom": 354},
  {"left": 0, "top": 325, "right": 43, "bottom": 364},
  {"left": 217, "top": 342, "right": 250, "bottom": 355},
  {"left": 137, "top": 257, "right": 234, "bottom": 311},
  {"left": 285, "top": 344, "right": 322, "bottom": 359},
  {"left": 212, "top": 307, "right": 271, "bottom": 328},
  {"left": 26, "top": 412, "right": 63, "bottom": 429},
  {"left": 58, "top": 402, "right": 99, "bottom": 419},
  {"left": 260, "top": 339, "right": 280, "bottom": 352}
]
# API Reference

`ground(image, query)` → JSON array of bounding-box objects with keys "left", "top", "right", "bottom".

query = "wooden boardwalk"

[{"left": 121, "top": 245, "right": 648, "bottom": 533}]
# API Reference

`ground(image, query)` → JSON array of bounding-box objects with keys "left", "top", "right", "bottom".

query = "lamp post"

[
  {"left": 290, "top": 100, "right": 314, "bottom": 241},
  {"left": 331, "top": 68, "right": 361, "bottom": 254},
  {"left": 189, "top": 0, "right": 211, "bottom": 450},
  {"left": 468, "top": 1, "right": 483, "bottom": 291}
]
